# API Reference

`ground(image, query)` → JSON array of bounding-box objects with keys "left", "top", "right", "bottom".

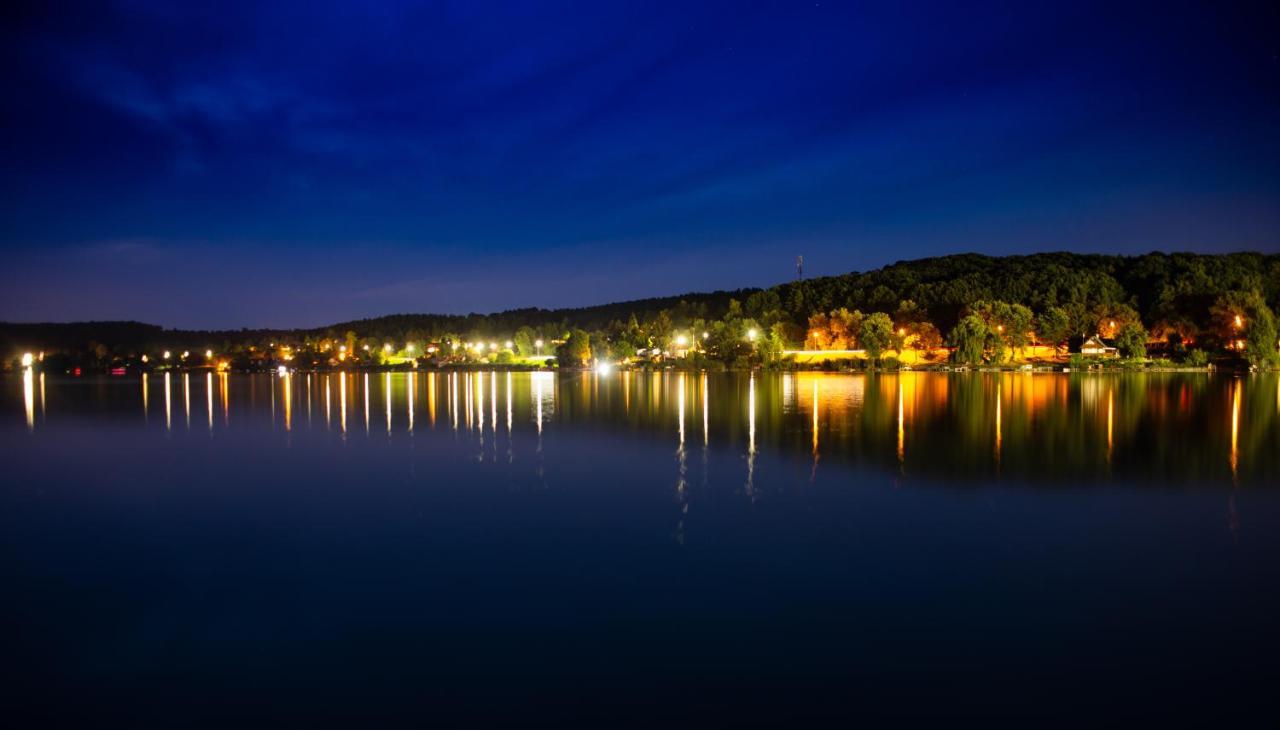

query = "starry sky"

[{"left": 2, "top": 1, "right": 1278, "bottom": 329}]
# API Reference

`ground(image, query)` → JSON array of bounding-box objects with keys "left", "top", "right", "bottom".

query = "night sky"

[{"left": 2, "top": 1, "right": 1278, "bottom": 329}]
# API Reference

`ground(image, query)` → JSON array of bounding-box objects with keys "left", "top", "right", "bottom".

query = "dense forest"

[{"left": 4, "top": 252, "right": 1279, "bottom": 370}]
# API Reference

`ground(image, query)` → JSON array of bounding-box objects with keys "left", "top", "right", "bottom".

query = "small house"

[{"left": 1079, "top": 335, "right": 1118, "bottom": 357}]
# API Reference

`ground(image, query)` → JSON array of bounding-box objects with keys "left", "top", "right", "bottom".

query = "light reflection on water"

[{"left": 7, "top": 370, "right": 1280, "bottom": 486}]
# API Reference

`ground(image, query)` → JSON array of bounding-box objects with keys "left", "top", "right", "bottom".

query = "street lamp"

[
  {"left": 406, "top": 344, "right": 415, "bottom": 353},
  {"left": 504, "top": 340, "right": 513, "bottom": 349},
  {"left": 747, "top": 328, "right": 758, "bottom": 342},
  {"left": 205, "top": 349, "right": 213, "bottom": 359},
  {"left": 21, "top": 352, "right": 33, "bottom": 368},
  {"left": 676, "top": 335, "right": 688, "bottom": 347},
  {"left": 535, "top": 339, "right": 544, "bottom": 355},
  {"left": 163, "top": 350, "right": 171, "bottom": 360}
]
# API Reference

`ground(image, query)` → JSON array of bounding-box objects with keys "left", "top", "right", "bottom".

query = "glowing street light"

[
  {"left": 595, "top": 361, "right": 612, "bottom": 375},
  {"left": 406, "top": 344, "right": 415, "bottom": 353},
  {"left": 489, "top": 342, "right": 498, "bottom": 351},
  {"left": 205, "top": 349, "right": 213, "bottom": 359},
  {"left": 676, "top": 335, "right": 688, "bottom": 347},
  {"left": 383, "top": 343, "right": 392, "bottom": 352},
  {"left": 504, "top": 340, "right": 513, "bottom": 349},
  {"left": 141, "top": 354, "right": 149, "bottom": 363},
  {"left": 535, "top": 339, "right": 544, "bottom": 355},
  {"left": 702, "top": 331, "right": 709, "bottom": 340},
  {"left": 747, "top": 328, "right": 758, "bottom": 341},
  {"left": 339, "top": 345, "right": 347, "bottom": 353},
  {"left": 21, "top": 352, "right": 33, "bottom": 368},
  {"left": 163, "top": 350, "right": 172, "bottom": 360},
  {"left": 451, "top": 342, "right": 459, "bottom": 351},
  {"left": 277, "top": 365, "right": 288, "bottom": 376},
  {"left": 363, "top": 344, "right": 370, "bottom": 351},
  {"left": 1234, "top": 314, "right": 1244, "bottom": 329}
]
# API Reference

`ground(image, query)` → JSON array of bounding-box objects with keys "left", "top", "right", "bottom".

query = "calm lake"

[{"left": 5, "top": 370, "right": 1280, "bottom": 723}]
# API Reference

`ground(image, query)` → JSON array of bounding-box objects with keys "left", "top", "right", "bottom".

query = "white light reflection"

[
  {"left": 23, "top": 367, "right": 35, "bottom": 432},
  {"left": 340, "top": 372, "right": 347, "bottom": 434},
  {"left": 164, "top": 372, "right": 172, "bottom": 432},
  {"left": 746, "top": 373, "right": 756, "bottom": 499},
  {"left": 207, "top": 372, "right": 214, "bottom": 431},
  {"left": 183, "top": 373, "right": 191, "bottom": 430}
]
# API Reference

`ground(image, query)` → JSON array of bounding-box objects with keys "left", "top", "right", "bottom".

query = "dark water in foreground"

[{"left": 4, "top": 371, "right": 1279, "bottom": 724}]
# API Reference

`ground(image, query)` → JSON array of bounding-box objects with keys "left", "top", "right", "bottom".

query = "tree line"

[{"left": 4, "top": 252, "right": 1278, "bottom": 369}]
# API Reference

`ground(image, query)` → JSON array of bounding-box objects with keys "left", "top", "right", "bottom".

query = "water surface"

[{"left": 4, "top": 371, "right": 1279, "bottom": 723}]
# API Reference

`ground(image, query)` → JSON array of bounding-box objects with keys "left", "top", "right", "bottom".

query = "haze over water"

[{"left": 5, "top": 371, "right": 1280, "bottom": 722}]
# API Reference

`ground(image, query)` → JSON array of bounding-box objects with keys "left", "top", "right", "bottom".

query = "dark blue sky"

[{"left": 2, "top": 1, "right": 1277, "bottom": 328}]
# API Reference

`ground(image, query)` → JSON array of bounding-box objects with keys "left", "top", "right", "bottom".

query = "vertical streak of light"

[
  {"left": 39, "top": 372, "right": 45, "bottom": 421},
  {"left": 897, "top": 377, "right": 905, "bottom": 466},
  {"left": 164, "top": 372, "right": 172, "bottom": 432},
  {"left": 340, "top": 372, "right": 347, "bottom": 434},
  {"left": 207, "top": 373, "right": 213, "bottom": 431},
  {"left": 221, "top": 372, "right": 229, "bottom": 427},
  {"left": 477, "top": 372, "right": 485, "bottom": 432},
  {"left": 491, "top": 371, "right": 497, "bottom": 436},
  {"left": 451, "top": 372, "right": 459, "bottom": 432},
  {"left": 624, "top": 370, "right": 630, "bottom": 414},
  {"left": 142, "top": 373, "right": 149, "bottom": 422},
  {"left": 464, "top": 373, "right": 473, "bottom": 431},
  {"left": 812, "top": 380, "right": 819, "bottom": 455},
  {"left": 283, "top": 372, "right": 291, "bottom": 432},
  {"left": 506, "top": 372, "right": 513, "bottom": 433},
  {"left": 535, "top": 374, "right": 544, "bottom": 436},
  {"left": 675, "top": 372, "right": 687, "bottom": 544},
  {"left": 995, "top": 380, "right": 1002, "bottom": 466},
  {"left": 408, "top": 372, "right": 415, "bottom": 433},
  {"left": 385, "top": 372, "right": 392, "bottom": 433},
  {"left": 364, "top": 373, "right": 370, "bottom": 433},
  {"left": 305, "top": 373, "right": 311, "bottom": 428},
  {"left": 702, "top": 372, "right": 708, "bottom": 447},
  {"left": 184, "top": 373, "right": 190, "bottom": 430},
  {"left": 325, "top": 376, "right": 331, "bottom": 430},
  {"left": 1231, "top": 378, "right": 1241, "bottom": 480},
  {"left": 746, "top": 373, "right": 756, "bottom": 499},
  {"left": 429, "top": 372, "right": 437, "bottom": 427},
  {"left": 23, "top": 368, "right": 34, "bottom": 432},
  {"left": 678, "top": 372, "right": 686, "bottom": 446},
  {"left": 810, "top": 379, "right": 819, "bottom": 482}
]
